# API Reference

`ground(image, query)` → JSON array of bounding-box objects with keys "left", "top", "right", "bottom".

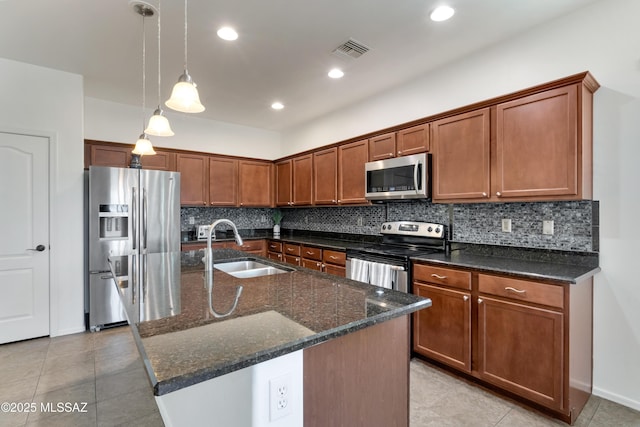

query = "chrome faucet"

[{"left": 205, "top": 219, "right": 244, "bottom": 318}]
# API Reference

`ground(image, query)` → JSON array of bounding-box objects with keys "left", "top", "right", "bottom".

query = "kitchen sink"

[{"left": 214, "top": 259, "right": 293, "bottom": 278}]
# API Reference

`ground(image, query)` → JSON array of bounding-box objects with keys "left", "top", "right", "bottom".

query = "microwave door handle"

[{"left": 413, "top": 159, "right": 421, "bottom": 193}]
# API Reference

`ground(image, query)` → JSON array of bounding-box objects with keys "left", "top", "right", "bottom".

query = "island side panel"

[{"left": 303, "top": 315, "right": 410, "bottom": 427}]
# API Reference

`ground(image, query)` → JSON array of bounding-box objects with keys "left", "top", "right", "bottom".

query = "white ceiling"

[{"left": 0, "top": 0, "right": 601, "bottom": 132}]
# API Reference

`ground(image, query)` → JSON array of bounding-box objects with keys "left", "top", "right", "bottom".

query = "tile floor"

[{"left": 1, "top": 326, "right": 639, "bottom": 427}]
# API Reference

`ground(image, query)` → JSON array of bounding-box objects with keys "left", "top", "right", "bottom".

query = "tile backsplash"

[{"left": 182, "top": 200, "right": 598, "bottom": 253}]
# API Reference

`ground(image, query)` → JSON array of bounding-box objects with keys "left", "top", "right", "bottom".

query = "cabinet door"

[
  {"left": 292, "top": 154, "right": 313, "bottom": 206},
  {"left": 338, "top": 139, "right": 369, "bottom": 204},
  {"left": 397, "top": 124, "right": 429, "bottom": 156},
  {"left": 209, "top": 157, "right": 238, "bottom": 206},
  {"left": 495, "top": 85, "right": 578, "bottom": 200},
  {"left": 432, "top": 108, "right": 491, "bottom": 201},
  {"left": 284, "top": 255, "right": 301, "bottom": 266},
  {"left": 176, "top": 154, "right": 209, "bottom": 206},
  {"left": 239, "top": 160, "right": 272, "bottom": 207},
  {"left": 477, "top": 296, "right": 563, "bottom": 410},
  {"left": 369, "top": 132, "right": 396, "bottom": 161},
  {"left": 413, "top": 283, "right": 471, "bottom": 373},
  {"left": 323, "top": 264, "right": 345, "bottom": 277},
  {"left": 141, "top": 150, "right": 176, "bottom": 171},
  {"left": 90, "top": 144, "right": 131, "bottom": 168},
  {"left": 313, "top": 147, "right": 338, "bottom": 205},
  {"left": 302, "top": 259, "right": 323, "bottom": 271},
  {"left": 275, "top": 160, "right": 292, "bottom": 206}
]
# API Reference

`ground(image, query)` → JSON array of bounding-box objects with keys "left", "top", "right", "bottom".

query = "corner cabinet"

[
  {"left": 238, "top": 160, "right": 273, "bottom": 207},
  {"left": 412, "top": 261, "right": 594, "bottom": 424},
  {"left": 432, "top": 73, "right": 598, "bottom": 203}
]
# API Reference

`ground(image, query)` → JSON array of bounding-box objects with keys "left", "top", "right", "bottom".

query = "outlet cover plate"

[
  {"left": 501, "top": 218, "right": 512, "bottom": 233},
  {"left": 543, "top": 220, "right": 554, "bottom": 235},
  {"left": 269, "top": 373, "right": 292, "bottom": 421}
]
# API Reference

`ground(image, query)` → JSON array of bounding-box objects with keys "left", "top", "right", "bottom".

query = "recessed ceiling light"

[
  {"left": 217, "top": 26, "right": 238, "bottom": 41},
  {"left": 430, "top": 5, "right": 455, "bottom": 22},
  {"left": 328, "top": 68, "right": 345, "bottom": 79},
  {"left": 271, "top": 102, "right": 284, "bottom": 110}
]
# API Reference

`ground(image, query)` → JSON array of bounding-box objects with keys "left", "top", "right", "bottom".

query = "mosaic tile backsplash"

[{"left": 182, "top": 200, "right": 598, "bottom": 253}]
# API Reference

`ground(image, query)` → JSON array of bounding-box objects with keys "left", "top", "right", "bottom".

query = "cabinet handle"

[
  {"left": 332, "top": 199, "right": 337, "bottom": 203},
  {"left": 397, "top": 151, "right": 402, "bottom": 155},
  {"left": 387, "top": 152, "right": 393, "bottom": 157},
  {"left": 482, "top": 192, "right": 488, "bottom": 198},
  {"left": 463, "top": 295, "right": 469, "bottom": 301},
  {"left": 316, "top": 262, "right": 321, "bottom": 267},
  {"left": 505, "top": 286, "right": 527, "bottom": 294},
  {"left": 329, "top": 255, "right": 338, "bottom": 259},
  {"left": 431, "top": 274, "right": 447, "bottom": 280},
  {"left": 337, "top": 199, "right": 341, "bottom": 203},
  {"left": 306, "top": 251, "right": 314, "bottom": 255},
  {"left": 478, "top": 298, "right": 483, "bottom": 304},
  {"left": 496, "top": 192, "right": 502, "bottom": 197}
]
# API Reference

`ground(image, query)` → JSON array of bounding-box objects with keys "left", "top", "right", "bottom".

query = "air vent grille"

[{"left": 332, "top": 38, "right": 370, "bottom": 59}]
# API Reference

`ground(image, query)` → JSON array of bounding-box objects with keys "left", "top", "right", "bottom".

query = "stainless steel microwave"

[{"left": 365, "top": 153, "right": 431, "bottom": 201}]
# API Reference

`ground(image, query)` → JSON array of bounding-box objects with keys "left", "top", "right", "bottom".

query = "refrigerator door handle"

[
  {"left": 132, "top": 254, "right": 137, "bottom": 305},
  {"left": 132, "top": 187, "right": 138, "bottom": 250},
  {"left": 142, "top": 254, "right": 147, "bottom": 304},
  {"left": 142, "top": 188, "right": 148, "bottom": 250}
]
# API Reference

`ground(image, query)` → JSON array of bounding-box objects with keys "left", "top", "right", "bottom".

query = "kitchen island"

[{"left": 113, "top": 248, "right": 431, "bottom": 427}]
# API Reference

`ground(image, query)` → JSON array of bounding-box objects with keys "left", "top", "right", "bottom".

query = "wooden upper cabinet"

[
  {"left": 432, "top": 108, "right": 491, "bottom": 202},
  {"left": 292, "top": 154, "right": 312, "bottom": 206},
  {"left": 495, "top": 84, "right": 579, "bottom": 200},
  {"left": 209, "top": 156, "right": 238, "bottom": 206},
  {"left": 176, "top": 153, "right": 209, "bottom": 206},
  {"left": 338, "top": 139, "right": 369, "bottom": 204},
  {"left": 313, "top": 147, "right": 338, "bottom": 205},
  {"left": 275, "top": 160, "right": 292, "bottom": 206},
  {"left": 90, "top": 144, "right": 131, "bottom": 168},
  {"left": 239, "top": 160, "right": 272, "bottom": 207},
  {"left": 397, "top": 123, "right": 429, "bottom": 156},
  {"left": 141, "top": 149, "right": 176, "bottom": 171},
  {"left": 368, "top": 132, "right": 396, "bottom": 161}
]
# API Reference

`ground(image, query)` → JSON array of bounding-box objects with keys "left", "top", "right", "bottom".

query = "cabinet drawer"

[
  {"left": 284, "top": 243, "right": 301, "bottom": 256},
  {"left": 323, "top": 249, "right": 346, "bottom": 266},
  {"left": 413, "top": 264, "right": 471, "bottom": 290},
  {"left": 478, "top": 274, "right": 564, "bottom": 309},
  {"left": 268, "top": 241, "right": 283, "bottom": 253},
  {"left": 238, "top": 239, "right": 265, "bottom": 252},
  {"left": 302, "top": 245, "right": 322, "bottom": 261}
]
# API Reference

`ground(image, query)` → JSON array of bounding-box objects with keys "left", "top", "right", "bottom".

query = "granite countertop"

[
  {"left": 412, "top": 248, "right": 600, "bottom": 284},
  {"left": 116, "top": 249, "right": 431, "bottom": 396}
]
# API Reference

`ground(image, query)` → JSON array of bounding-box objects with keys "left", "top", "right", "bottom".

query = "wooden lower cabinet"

[
  {"left": 477, "top": 296, "right": 563, "bottom": 410},
  {"left": 412, "top": 262, "right": 593, "bottom": 424},
  {"left": 413, "top": 283, "right": 471, "bottom": 373},
  {"left": 267, "top": 240, "right": 346, "bottom": 277}
]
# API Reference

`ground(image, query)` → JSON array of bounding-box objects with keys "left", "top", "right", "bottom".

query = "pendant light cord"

[
  {"left": 184, "top": 0, "right": 188, "bottom": 70},
  {"left": 157, "top": 0, "right": 161, "bottom": 105},
  {"left": 141, "top": 10, "right": 146, "bottom": 132}
]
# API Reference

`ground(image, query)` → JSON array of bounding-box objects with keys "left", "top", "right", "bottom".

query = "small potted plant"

[{"left": 272, "top": 209, "right": 283, "bottom": 238}]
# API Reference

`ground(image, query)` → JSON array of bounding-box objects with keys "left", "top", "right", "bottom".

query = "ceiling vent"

[{"left": 332, "top": 38, "right": 370, "bottom": 60}]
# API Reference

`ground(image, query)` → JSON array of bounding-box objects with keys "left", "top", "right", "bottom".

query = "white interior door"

[{"left": 0, "top": 131, "right": 50, "bottom": 344}]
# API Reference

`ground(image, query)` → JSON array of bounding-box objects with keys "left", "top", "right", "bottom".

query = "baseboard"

[{"left": 593, "top": 386, "right": 640, "bottom": 412}]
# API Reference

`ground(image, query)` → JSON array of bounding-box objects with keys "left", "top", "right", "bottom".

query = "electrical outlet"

[
  {"left": 260, "top": 215, "right": 267, "bottom": 223},
  {"left": 357, "top": 216, "right": 363, "bottom": 226},
  {"left": 269, "top": 373, "right": 292, "bottom": 421},
  {"left": 305, "top": 216, "right": 309, "bottom": 223},
  {"left": 188, "top": 216, "right": 195, "bottom": 225},
  {"left": 543, "top": 220, "right": 554, "bottom": 235},
  {"left": 501, "top": 218, "right": 512, "bottom": 233}
]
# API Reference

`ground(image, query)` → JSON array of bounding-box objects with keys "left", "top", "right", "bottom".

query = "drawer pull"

[
  {"left": 431, "top": 274, "right": 447, "bottom": 280},
  {"left": 306, "top": 251, "right": 314, "bottom": 255},
  {"left": 329, "top": 255, "right": 338, "bottom": 259},
  {"left": 463, "top": 295, "right": 469, "bottom": 301},
  {"left": 505, "top": 286, "right": 527, "bottom": 294},
  {"left": 478, "top": 298, "right": 483, "bottom": 304}
]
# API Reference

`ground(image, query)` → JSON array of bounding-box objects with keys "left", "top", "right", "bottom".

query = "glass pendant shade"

[
  {"left": 165, "top": 70, "right": 205, "bottom": 113},
  {"left": 132, "top": 133, "right": 157, "bottom": 155},
  {"left": 145, "top": 107, "right": 175, "bottom": 136}
]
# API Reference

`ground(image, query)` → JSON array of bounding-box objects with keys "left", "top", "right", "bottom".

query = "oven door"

[
  {"left": 365, "top": 153, "right": 430, "bottom": 201},
  {"left": 346, "top": 255, "right": 408, "bottom": 292}
]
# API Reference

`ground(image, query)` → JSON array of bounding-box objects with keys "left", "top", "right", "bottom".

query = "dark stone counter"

[{"left": 117, "top": 249, "right": 431, "bottom": 396}]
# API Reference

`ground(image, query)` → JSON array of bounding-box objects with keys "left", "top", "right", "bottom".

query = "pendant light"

[
  {"left": 132, "top": 2, "right": 156, "bottom": 156},
  {"left": 145, "top": 0, "right": 174, "bottom": 136},
  {"left": 165, "top": 0, "right": 205, "bottom": 113}
]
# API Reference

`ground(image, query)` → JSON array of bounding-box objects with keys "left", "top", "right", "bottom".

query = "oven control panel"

[{"left": 380, "top": 221, "right": 445, "bottom": 238}]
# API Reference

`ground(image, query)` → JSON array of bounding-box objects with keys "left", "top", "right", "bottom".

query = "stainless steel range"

[{"left": 346, "top": 221, "right": 448, "bottom": 292}]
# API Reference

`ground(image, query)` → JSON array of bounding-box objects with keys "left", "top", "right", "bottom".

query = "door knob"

[{"left": 28, "top": 244, "right": 46, "bottom": 252}]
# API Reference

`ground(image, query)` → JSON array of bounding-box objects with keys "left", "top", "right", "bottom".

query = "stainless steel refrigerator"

[{"left": 87, "top": 166, "right": 180, "bottom": 331}]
